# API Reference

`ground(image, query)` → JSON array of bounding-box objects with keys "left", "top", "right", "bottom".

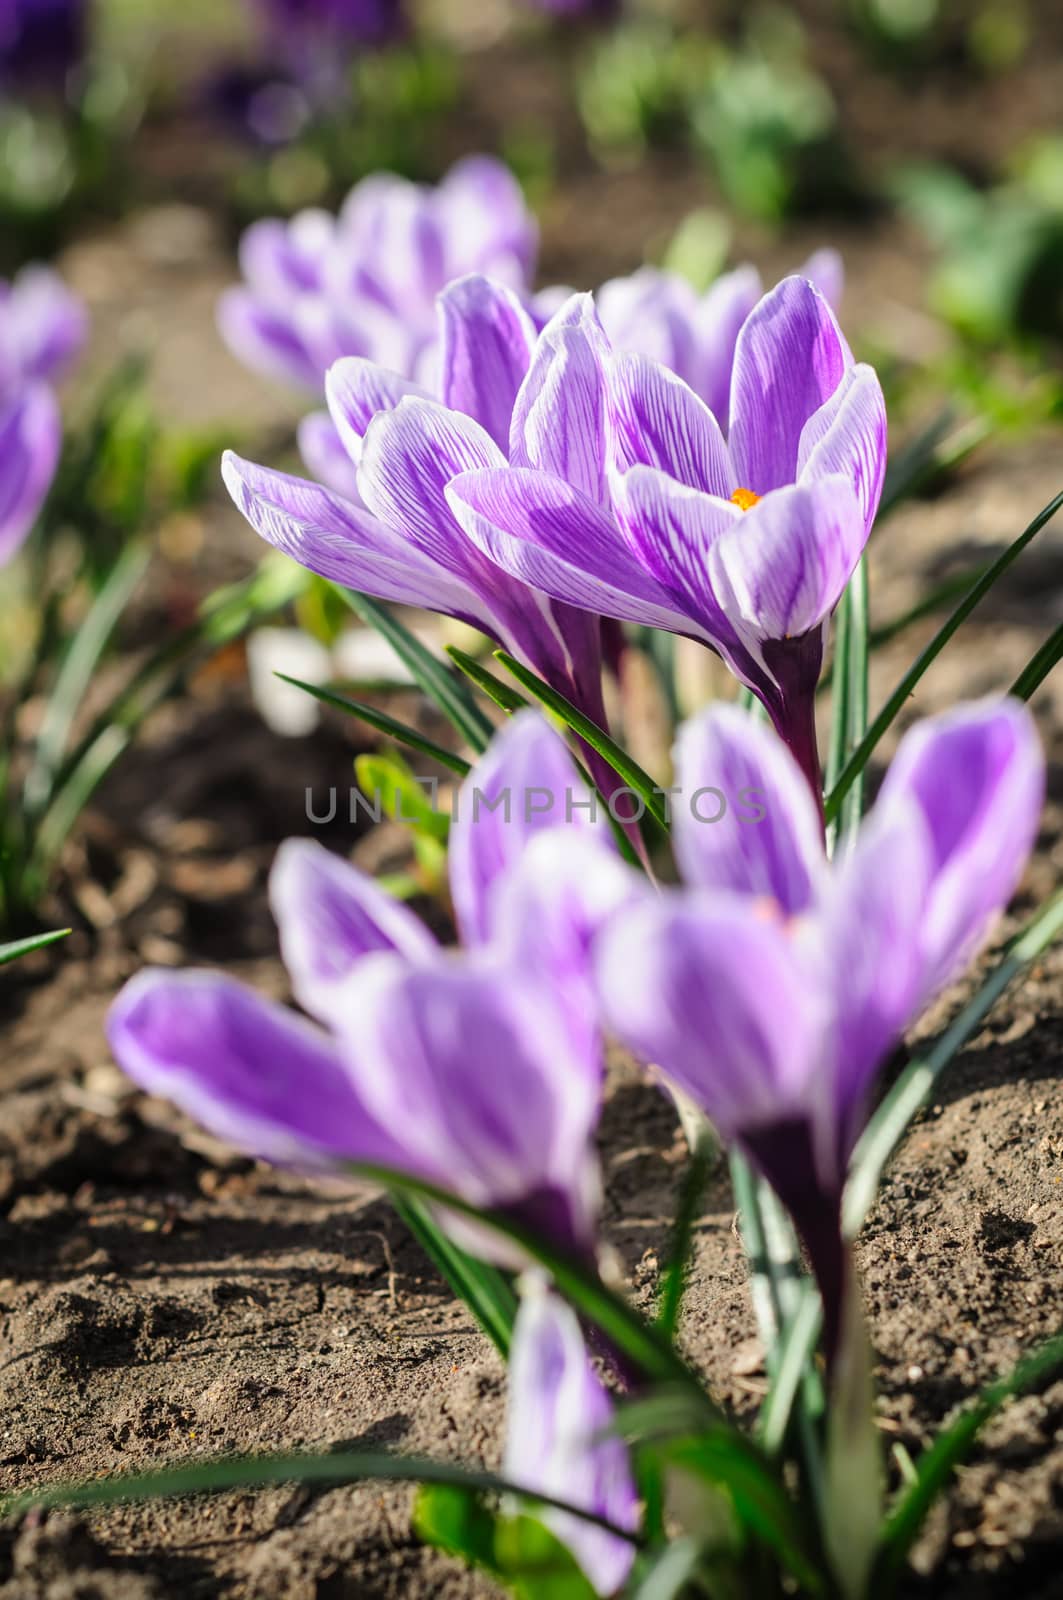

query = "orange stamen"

[{"left": 731, "top": 487, "right": 761, "bottom": 512}]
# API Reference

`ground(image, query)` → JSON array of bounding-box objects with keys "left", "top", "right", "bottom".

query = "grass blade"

[
  {"left": 843, "top": 888, "right": 1063, "bottom": 1238},
  {"left": 276, "top": 674, "right": 471, "bottom": 775},
  {"left": 0, "top": 1450, "right": 637, "bottom": 1542},
  {"left": 392, "top": 1197, "right": 517, "bottom": 1358},
  {"left": 630, "top": 1538, "right": 705, "bottom": 1600},
  {"left": 840, "top": 558, "right": 870, "bottom": 838},
  {"left": 446, "top": 645, "right": 529, "bottom": 714},
  {"left": 758, "top": 1285, "right": 823, "bottom": 1459},
  {"left": 656, "top": 1139, "right": 713, "bottom": 1340},
  {"left": 825, "top": 488, "right": 1063, "bottom": 828},
  {"left": 872, "top": 1331, "right": 1063, "bottom": 1595},
  {"left": 1009, "top": 622, "right": 1063, "bottom": 703},
  {"left": 493, "top": 651, "right": 669, "bottom": 833},
  {"left": 22, "top": 542, "right": 150, "bottom": 817},
  {"left": 338, "top": 590, "right": 494, "bottom": 753},
  {"left": 0, "top": 928, "right": 70, "bottom": 964}
]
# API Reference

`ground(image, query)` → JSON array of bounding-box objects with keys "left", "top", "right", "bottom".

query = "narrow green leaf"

[
  {"left": 277, "top": 673, "right": 470, "bottom": 775},
  {"left": 393, "top": 1197, "right": 516, "bottom": 1358},
  {"left": 758, "top": 1285, "right": 823, "bottom": 1458},
  {"left": 1008, "top": 622, "right": 1063, "bottom": 703},
  {"left": 843, "top": 888, "right": 1063, "bottom": 1238},
  {"left": 867, "top": 565, "right": 989, "bottom": 652},
  {"left": 355, "top": 752, "right": 450, "bottom": 843},
  {"left": 23, "top": 542, "right": 150, "bottom": 816},
  {"left": 0, "top": 1450, "right": 637, "bottom": 1541},
  {"left": 493, "top": 651, "right": 669, "bottom": 833},
  {"left": 338, "top": 590, "right": 494, "bottom": 753},
  {"left": 630, "top": 1537, "right": 705, "bottom": 1600},
  {"left": 656, "top": 1140, "right": 713, "bottom": 1339},
  {"left": 824, "top": 580, "right": 852, "bottom": 804},
  {"left": 342, "top": 1161, "right": 707, "bottom": 1400},
  {"left": 872, "top": 1331, "right": 1063, "bottom": 1594},
  {"left": 825, "top": 488, "right": 1063, "bottom": 827},
  {"left": 841, "top": 558, "right": 869, "bottom": 839},
  {"left": 447, "top": 645, "right": 530, "bottom": 714},
  {"left": 0, "top": 928, "right": 70, "bottom": 965},
  {"left": 415, "top": 1487, "right": 599, "bottom": 1600}
]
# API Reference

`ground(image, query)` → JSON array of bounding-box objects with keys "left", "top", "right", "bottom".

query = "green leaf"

[
  {"left": 23, "top": 541, "right": 151, "bottom": 817},
  {"left": 872, "top": 1331, "right": 1063, "bottom": 1596},
  {"left": 840, "top": 558, "right": 869, "bottom": 839},
  {"left": 341, "top": 1162, "right": 707, "bottom": 1399},
  {"left": 493, "top": 651, "right": 669, "bottom": 834},
  {"left": 0, "top": 1449, "right": 638, "bottom": 1541},
  {"left": 843, "top": 887, "right": 1063, "bottom": 1238},
  {"left": 1008, "top": 621, "right": 1063, "bottom": 702},
  {"left": 354, "top": 752, "right": 450, "bottom": 843},
  {"left": 393, "top": 1197, "right": 516, "bottom": 1358},
  {"left": 415, "top": 1486, "right": 599, "bottom": 1600},
  {"left": 338, "top": 590, "right": 494, "bottom": 753},
  {"left": 447, "top": 645, "right": 530, "bottom": 714},
  {"left": 825, "top": 487, "right": 1063, "bottom": 827},
  {"left": 629, "top": 1538, "right": 705, "bottom": 1600},
  {"left": 0, "top": 928, "right": 70, "bottom": 965},
  {"left": 276, "top": 673, "right": 471, "bottom": 775},
  {"left": 757, "top": 1284, "right": 822, "bottom": 1458},
  {"left": 656, "top": 1139, "right": 713, "bottom": 1340}
]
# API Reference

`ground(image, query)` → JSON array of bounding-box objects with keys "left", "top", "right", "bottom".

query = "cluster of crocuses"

[
  {"left": 106, "top": 158, "right": 1047, "bottom": 1594},
  {"left": 0, "top": 263, "right": 85, "bottom": 565}
]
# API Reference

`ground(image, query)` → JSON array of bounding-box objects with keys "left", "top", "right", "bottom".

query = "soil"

[{"left": 3, "top": 6, "right": 1063, "bottom": 1597}]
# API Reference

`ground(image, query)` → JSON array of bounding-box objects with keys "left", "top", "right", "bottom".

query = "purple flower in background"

[
  {"left": 223, "top": 282, "right": 619, "bottom": 792},
  {"left": 449, "top": 275, "right": 886, "bottom": 797},
  {"left": 217, "top": 156, "right": 538, "bottom": 396},
  {"left": 595, "top": 697, "right": 1044, "bottom": 1356},
  {"left": 109, "top": 714, "right": 629, "bottom": 1265},
  {"left": 0, "top": 265, "right": 86, "bottom": 564},
  {"left": 593, "top": 249, "right": 842, "bottom": 426},
  {"left": 0, "top": 0, "right": 88, "bottom": 96},
  {"left": 505, "top": 1286, "right": 638, "bottom": 1595}
]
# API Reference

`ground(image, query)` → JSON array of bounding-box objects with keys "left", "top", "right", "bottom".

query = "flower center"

[{"left": 730, "top": 487, "right": 761, "bottom": 512}]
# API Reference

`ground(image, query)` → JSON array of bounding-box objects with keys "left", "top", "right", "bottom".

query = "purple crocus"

[
  {"left": 504, "top": 1285, "right": 638, "bottom": 1596},
  {"left": 447, "top": 274, "right": 887, "bottom": 798},
  {"left": 595, "top": 697, "right": 1044, "bottom": 1357},
  {"left": 0, "top": 264, "right": 86, "bottom": 564},
  {"left": 223, "top": 281, "right": 618, "bottom": 792},
  {"left": 217, "top": 156, "right": 538, "bottom": 398},
  {"left": 594, "top": 249, "right": 842, "bottom": 426},
  {"left": 0, "top": 0, "right": 88, "bottom": 96},
  {"left": 108, "top": 713, "right": 629, "bottom": 1266}
]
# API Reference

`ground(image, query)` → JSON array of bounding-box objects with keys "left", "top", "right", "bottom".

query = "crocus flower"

[
  {"left": 223, "top": 281, "right": 618, "bottom": 791},
  {"left": 447, "top": 274, "right": 887, "bottom": 798},
  {"left": 108, "top": 713, "right": 629, "bottom": 1265},
  {"left": 217, "top": 156, "right": 538, "bottom": 396},
  {"left": 504, "top": 1285, "right": 638, "bottom": 1596},
  {"left": 0, "top": 264, "right": 86, "bottom": 565},
  {"left": 0, "top": 0, "right": 88, "bottom": 96},
  {"left": 595, "top": 697, "right": 1044, "bottom": 1356},
  {"left": 594, "top": 249, "right": 842, "bottom": 426}
]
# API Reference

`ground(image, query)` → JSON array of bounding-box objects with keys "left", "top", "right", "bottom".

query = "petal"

[
  {"left": 222, "top": 449, "right": 490, "bottom": 624},
  {"left": 694, "top": 264, "right": 762, "bottom": 426},
  {"left": 606, "top": 350, "right": 735, "bottom": 495},
  {"left": 357, "top": 397, "right": 505, "bottom": 581},
  {"left": 0, "top": 385, "right": 60, "bottom": 565},
  {"left": 216, "top": 286, "right": 320, "bottom": 392},
  {"left": 596, "top": 266, "right": 701, "bottom": 389},
  {"left": 438, "top": 274, "right": 536, "bottom": 448},
  {"left": 504, "top": 1287, "right": 638, "bottom": 1595},
  {"left": 799, "top": 248, "right": 844, "bottom": 311},
  {"left": 797, "top": 363, "right": 887, "bottom": 535},
  {"left": 438, "top": 154, "right": 538, "bottom": 286},
  {"left": 270, "top": 838, "right": 437, "bottom": 1021},
  {"left": 325, "top": 356, "right": 432, "bottom": 465},
  {"left": 7, "top": 265, "right": 87, "bottom": 385},
  {"left": 509, "top": 292, "right": 610, "bottom": 504},
  {"left": 239, "top": 211, "right": 333, "bottom": 298},
  {"left": 613, "top": 465, "right": 740, "bottom": 628},
  {"left": 107, "top": 969, "right": 400, "bottom": 1170},
  {"left": 596, "top": 893, "right": 827, "bottom": 1140},
  {"left": 708, "top": 476, "right": 866, "bottom": 645},
  {"left": 448, "top": 710, "right": 598, "bottom": 945},
  {"left": 297, "top": 409, "right": 363, "bottom": 501},
  {"left": 874, "top": 697, "right": 1046, "bottom": 997},
  {"left": 729, "top": 276, "right": 852, "bottom": 494},
  {"left": 337, "top": 959, "right": 601, "bottom": 1249},
  {"left": 447, "top": 467, "right": 705, "bottom": 637},
  {"left": 672, "top": 702, "right": 827, "bottom": 914}
]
